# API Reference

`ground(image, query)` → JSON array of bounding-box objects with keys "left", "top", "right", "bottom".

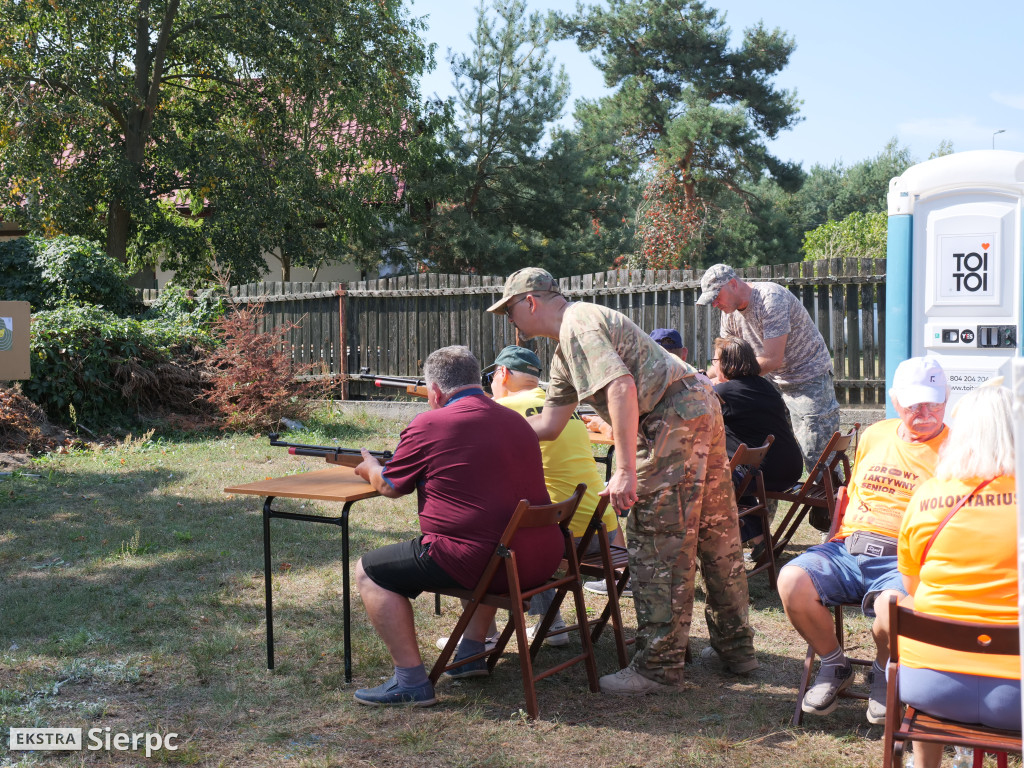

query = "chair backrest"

[
  {"left": 498, "top": 483, "right": 587, "bottom": 545},
  {"left": 729, "top": 437, "right": 774, "bottom": 501},
  {"left": 573, "top": 495, "right": 612, "bottom": 560},
  {"left": 826, "top": 485, "right": 850, "bottom": 538},
  {"left": 729, "top": 435, "right": 775, "bottom": 472},
  {"left": 470, "top": 484, "right": 587, "bottom": 599},
  {"left": 798, "top": 424, "right": 860, "bottom": 496},
  {"left": 887, "top": 594, "right": 1020, "bottom": 663}
]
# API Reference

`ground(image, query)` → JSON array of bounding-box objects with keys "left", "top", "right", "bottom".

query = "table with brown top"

[
  {"left": 589, "top": 431, "right": 616, "bottom": 482},
  {"left": 224, "top": 467, "right": 379, "bottom": 683}
]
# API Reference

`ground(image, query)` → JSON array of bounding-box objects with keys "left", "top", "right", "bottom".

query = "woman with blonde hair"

[{"left": 897, "top": 385, "right": 1020, "bottom": 768}]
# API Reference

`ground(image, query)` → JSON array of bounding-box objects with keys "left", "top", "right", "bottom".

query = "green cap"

[{"left": 483, "top": 345, "right": 543, "bottom": 377}]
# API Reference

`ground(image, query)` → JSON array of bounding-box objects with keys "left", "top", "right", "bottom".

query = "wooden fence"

[{"left": 141, "top": 258, "right": 887, "bottom": 405}]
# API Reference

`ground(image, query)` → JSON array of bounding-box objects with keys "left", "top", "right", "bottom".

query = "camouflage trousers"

[
  {"left": 626, "top": 379, "right": 755, "bottom": 685},
  {"left": 780, "top": 372, "right": 840, "bottom": 474}
]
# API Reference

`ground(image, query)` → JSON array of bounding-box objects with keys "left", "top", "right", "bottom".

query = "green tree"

[
  {"left": 555, "top": 0, "right": 803, "bottom": 267},
  {"left": 802, "top": 210, "right": 887, "bottom": 262},
  {"left": 404, "top": 0, "right": 628, "bottom": 276},
  {"left": 0, "top": 0, "right": 433, "bottom": 281},
  {"left": 782, "top": 139, "right": 914, "bottom": 235}
]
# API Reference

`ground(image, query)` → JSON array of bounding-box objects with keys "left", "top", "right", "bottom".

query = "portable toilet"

[{"left": 885, "top": 150, "right": 1024, "bottom": 416}]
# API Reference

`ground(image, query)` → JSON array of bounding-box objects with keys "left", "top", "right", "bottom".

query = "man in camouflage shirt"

[
  {"left": 488, "top": 267, "right": 757, "bottom": 695},
  {"left": 697, "top": 264, "right": 840, "bottom": 473}
]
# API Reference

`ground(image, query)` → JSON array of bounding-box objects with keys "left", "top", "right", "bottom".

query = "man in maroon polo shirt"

[{"left": 352, "top": 345, "right": 559, "bottom": 707}]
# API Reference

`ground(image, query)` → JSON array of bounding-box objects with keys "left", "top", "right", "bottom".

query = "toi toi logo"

[{"left": 951, "top": 250, "right": 989, "bottom": 292}]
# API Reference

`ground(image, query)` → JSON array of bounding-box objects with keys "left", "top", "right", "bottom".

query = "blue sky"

[{"left": 409, "top": 0, "right": 1024, "bottom": 170}]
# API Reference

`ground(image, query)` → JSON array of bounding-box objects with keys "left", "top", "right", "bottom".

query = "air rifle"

[
  {"left": 348, "top": 372, "right": 428, "bottom": 399},
  {"left": 268, "top": 434, "right": 393, "bottom": 468}
]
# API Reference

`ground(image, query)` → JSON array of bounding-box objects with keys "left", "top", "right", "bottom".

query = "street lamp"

[{"left": 993, "top": 129, "right": 1006, "bottom": 149}]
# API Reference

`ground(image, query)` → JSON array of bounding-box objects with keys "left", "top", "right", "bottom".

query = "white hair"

[
  {"left": 423, "top": 346, "right": 481, "bottom": 395},
  {"left": 935, "top": 386, "right": 1015, "bottom": 481}
]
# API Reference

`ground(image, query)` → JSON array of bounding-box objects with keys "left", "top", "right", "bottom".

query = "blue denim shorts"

[{"left": 783, "top": 540, "right": 906, "bottom": 616}]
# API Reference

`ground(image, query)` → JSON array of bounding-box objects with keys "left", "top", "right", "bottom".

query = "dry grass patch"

[{"left": 1, "top": 408, "right": 1003, "bottom": 767}]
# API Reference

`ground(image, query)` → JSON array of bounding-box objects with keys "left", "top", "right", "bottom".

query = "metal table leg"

[{"left": 261, "top": 498, "right": 357, "bottom": 681}]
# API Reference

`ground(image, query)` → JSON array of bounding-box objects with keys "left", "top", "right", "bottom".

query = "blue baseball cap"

[{"left": 650, "top": 328, "right": 683, "bottom": 350}]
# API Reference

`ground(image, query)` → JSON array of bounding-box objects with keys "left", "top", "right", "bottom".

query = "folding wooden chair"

[
  {"left": 791, "top": 485, "right": 873, "bottom": 726},
  {"left": 882, "top": 595, "right": 1021, "bottom": 768},
  {"left": 429, "top": 484, "right": 600, "bottom": 719},
  {"left": 728, "top": 436, "right": 778, "bottom": 590},
  {"left": 767, "top": 424, "right": 859, "bottom": 559},
  {"left": 570, "top": 497, "right": 633, "bottom": 668}
]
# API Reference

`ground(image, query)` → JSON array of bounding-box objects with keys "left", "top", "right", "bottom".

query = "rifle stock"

[
  {"left": 349, "top": 373, "right": 429, "bottom": 400},
  {"left": 268, "top": 435, "right": 393, "bottom": 468}
]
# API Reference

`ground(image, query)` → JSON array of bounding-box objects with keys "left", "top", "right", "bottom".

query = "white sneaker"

[
  {"left": 435, "top": 632, "right": 499, "bottom": 653},
  {"left": 525, "top": 616, "right": 569, "bottom": 647},
  {"left": 598, "top": 666, "right": 671, "bottom": 696}
]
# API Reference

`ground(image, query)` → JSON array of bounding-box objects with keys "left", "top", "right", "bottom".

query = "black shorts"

[{"left": 360, "top": 536, "right": 462, "bottom": 599}]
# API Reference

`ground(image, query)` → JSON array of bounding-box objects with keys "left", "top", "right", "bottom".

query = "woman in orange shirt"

[{"left": 897, "top": 385, "right": 1020, "bottom": 768}]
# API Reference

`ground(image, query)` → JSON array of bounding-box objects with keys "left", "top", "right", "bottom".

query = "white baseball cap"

[{"left": 890, "top": 357, "right": 947, "bottom": 407}]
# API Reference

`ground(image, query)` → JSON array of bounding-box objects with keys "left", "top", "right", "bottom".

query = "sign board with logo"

[
  {"left": 0, "top": 301, "right": 30, "bottom": 380},
  {"left": 886, "top": 151, "right": 1024, "bottom": 416}
]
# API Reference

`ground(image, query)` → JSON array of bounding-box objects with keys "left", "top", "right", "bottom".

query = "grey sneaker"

[
  {"left": 444, "top": 653, "right": 489, "bottom": 679},
  {"left": 801, "top": 661, "right": 854, "bottom": 716},
  {"left": 354, "top": 675, "right": 437, "bottom": 707},
  {"left": 866, "top": 667, "right": 887, "bottom": 725}
]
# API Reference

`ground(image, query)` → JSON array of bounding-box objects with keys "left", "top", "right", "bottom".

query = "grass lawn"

[{"left": 0, "top": 407, "right": 938, "bottom": 767}]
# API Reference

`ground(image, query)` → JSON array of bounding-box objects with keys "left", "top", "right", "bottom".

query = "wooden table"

[
  {"left": 224, "top": 467, "right": 379, "bottom": 682},
  {"left": 589, "top": 431, "right": 616, "bottom": 481}
]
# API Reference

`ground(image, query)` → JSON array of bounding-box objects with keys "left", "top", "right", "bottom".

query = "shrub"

[
  {"left": 143, "top": 284, "right": 227, "bottom": 327},
  {"left": 0, "top": 235, "right": 139, "bottom": 315},
  {"left": 0, "top": 238, "right": 42, "bottom": 307},
  {"left": 24, "top": 305, "right": 213, "bottom": 427},
  {"left": 204, "top": 303, "right": 324, "bottom": 432}
]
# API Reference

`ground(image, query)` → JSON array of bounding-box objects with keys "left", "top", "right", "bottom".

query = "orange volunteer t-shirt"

[{"left": 898, "top": 474, "right": 1019, "bottom": 679}]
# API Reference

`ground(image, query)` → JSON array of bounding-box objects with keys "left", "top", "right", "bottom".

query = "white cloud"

[{"left": 991, "top": 91, "right": 1024, "bottom": 110}]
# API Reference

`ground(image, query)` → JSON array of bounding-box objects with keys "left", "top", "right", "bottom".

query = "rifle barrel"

[{"left": 268, "top": 435, "right": 392, "bottom": 462}]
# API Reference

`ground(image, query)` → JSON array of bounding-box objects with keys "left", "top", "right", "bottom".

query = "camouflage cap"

[
  {"left": 695, "top": 264, "right": 739, "bottom": 306},
  {"left": 486, "top": 267, "right": 561, "bottom": 314},
  {"left": 483, "top": 345, "right": 543, "bottom": 377}
]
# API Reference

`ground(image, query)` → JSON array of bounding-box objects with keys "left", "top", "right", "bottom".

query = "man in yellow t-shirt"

[
  {"left": 486, "top": 345, "right": 621, "bottom": 645},
  {"left": 777, "top": 356, "right": 950, "bottom": 725}
]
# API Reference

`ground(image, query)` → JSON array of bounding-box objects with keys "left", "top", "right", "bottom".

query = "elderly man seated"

[
  {"left": 352, "top": 345, "right": 561, "bottom": 707},
  {"left": 777, "top": 356, "right": 949, "bottom": 724}
]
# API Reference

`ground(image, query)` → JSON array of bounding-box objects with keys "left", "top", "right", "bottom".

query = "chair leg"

[
  {"left": 506, "top": 578, "right": 540, "bottom": 719},
  {"left": 588, "top": 566, "right": 631, "bottom": 669},
  {"left": 771, "top": 501, "right": 811, "bottom": 558},
  {"left": 429, "top": 595, "right": 484, "bottom": 684},
  {"left": 792, "top": 643, "right": 816, "bottom": 727},
  {"left": 568, "top": 576, "right": 600, "bottom": 692}
]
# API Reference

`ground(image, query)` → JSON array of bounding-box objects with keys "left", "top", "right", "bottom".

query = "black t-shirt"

[{"left": 714, "top": 376, "right": 803, "bottom": 492}]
